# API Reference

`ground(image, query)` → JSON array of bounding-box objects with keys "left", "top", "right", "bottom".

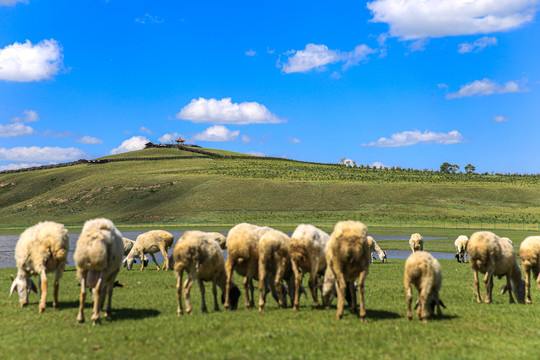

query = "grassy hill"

[{"left": 1, "top": 146, "right": 540, "bottom": 231}]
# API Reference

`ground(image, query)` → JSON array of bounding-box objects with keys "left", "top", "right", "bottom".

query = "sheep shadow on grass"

[{"left": 49, "top": 301, "right": 161, "bottom": 321}]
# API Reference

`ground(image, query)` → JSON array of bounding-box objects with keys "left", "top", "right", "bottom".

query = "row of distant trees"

[{"left": 439, "top": 162, "right": 476, "bottom": 174}]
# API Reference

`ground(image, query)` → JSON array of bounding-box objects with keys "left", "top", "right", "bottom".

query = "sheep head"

[
  {"left": 381, "top": 251, "right": 388, "bottom": 263},
  {"left": 9, "top": 274, "right": 37, "bottom": 307}
]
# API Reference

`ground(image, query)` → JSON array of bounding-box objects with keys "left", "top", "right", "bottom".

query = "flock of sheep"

[{"left": 8, "top": 218, "right": 540, "bottom": 325}]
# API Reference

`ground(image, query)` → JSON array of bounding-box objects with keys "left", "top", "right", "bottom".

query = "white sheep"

[
  {"left": 224, "top": 223, "right": 273, "bottom": 310},
  {"left": 468, "top": 231, "right": 525, "bottom": 304},
  {"left": 122, "top": 237, "right": 149, "bottom": 267},
  {"left": 74, "top": 218, "right": 124, "bottom": 325},
  {"left": 519, "top": 236, "right": 540, "bottom": 304},
  {"left": 10, "top": 221, "right": 69, "bottom": 313},
  {"left": 325, "top": 220, "right": 370, "bottom": 320},
  {"left": 404, "top": 251, "right": 445, "bottom": 323},
  {"left": 454, "top": 235, "right": 469, "bottom": 263},
  {"left": 290, "top": 224, "right": 329, "bottom": 311},
  {"left": 173, "top": 231, "right": 241, "bottom": 315},
  {"left": 367, "top": 236, "right": 387, "bottom": 263},
  {"left": 258, "top": 229, "right": 292, "bottom": 312},
  {"left": 409, "top": 233, "right": 424, "bottom": 252},
  {"left": 125, "top": 230, "right": 174, "bottom": 271}
]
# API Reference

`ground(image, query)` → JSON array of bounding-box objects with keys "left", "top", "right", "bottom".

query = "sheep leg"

[
  {"left": 38, "top": 268, "right": 47, "bottom": 313},
  {"left": 184, "top": 277, "right": 194, "bottom": 315},
  {"left": 212, "top": 282, "right": 219, "bottom": 311},
  {"left": 335, "top": 270, "right": 347, "bottom": 320},
  {"left": 258, "top": 261, "right": 267, "bottom": 312},
  {"left": 160, "top": 246, "right": 169, "bottom": 271},
  {"left": 418, "top": 289, "right": 428, "bottom": 323},
  {"left": 484, "top": 271, "right": 494, "bottom": 304},
  {"left": 77, "top": 272, "right": 87, "bottom": 323},
  {"left": 309, "top": 260, "right": 320, "bottom": 308},
  {"left": 197, "top": 279, "right": 208, "bottom": 313},
  {"left": 406, "top": 284, "right": 413, "bottom": 320},
  {"left": 91, "top": 273, "right": 104, "bottom": 325},
  {"left": 506, "top": 274, "right": 515, "bottom": 304},
  {"left": 176, "top": 270, "right": 184, "bottom": 315},
  {"left": 275, "top": 258, "right": 287, "bottom": 309},
  {"left": 523, "top": 265, "right": 532, "bottom": 304},
  {"left": 357, "top": 271, "right": 367, "bottom": 322},
  {"left": 291, "top": 258, "right": 302, "bottom": 311},
  {"left": 224, "top": 259, "right": 234, "bottom": 310},
  {"left": 149, "top": 253, "right": 160, "bottom": 270},
  {"left": 535, "top": 268, "right": 540, "bottom": 292},
  {"left": 473, "top": 270, "right": 482, "bottom": 303},
  {"left": 53, "top": 267, "right": 62, "bottom": 309},
  {"left": 104, "top": 283, "right": 114, "bottom": 318},
  {"left": 348, "top": 281, "right": 357, "bottom": 312}
]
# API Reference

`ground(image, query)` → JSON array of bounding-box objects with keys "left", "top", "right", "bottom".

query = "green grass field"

[{"left": 2, "top": 256, "right": 540, "bottom": 360}]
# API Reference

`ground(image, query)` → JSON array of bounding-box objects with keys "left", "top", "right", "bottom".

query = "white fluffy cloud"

[
  {"left": 135, "top": 14, "right": 165, "bottom": 24},
  {"left": 77, "top": 135, "right": 103, "bottom": 144},
  {"left": 287, "top": 137, "right": 301, "bottom": 144},
  {"left": 493, "top": 115, "right": 509, "bottom": 122},
  {"left": 361, "top": 130, "right": 465, "bottom": 147},
  {"left": 158, "top": 132, "right": 182, "bottom": 143},
  {"left": 367, "top": 0, "right": 538, "bottom": 40},
  {"left": 241, "top": 135, "right": 252, "bottom": 144},
  {"left": 446, "top": 79, "right": 525, "bottom": 99},
  {"left": 0, "top": 39, "right": 63, "bottom": 82},
  {"left": 192, "top": 125, "right": 239, "bottom": 142},
  {"left": 245, "top": 49, "right": 257, "bottom": 56},
  {"left": 372, "top": 161, "right": 389, "bottom": 169},
  {"left": 110, "top": 136, "right": 149, "bottom": 155},
  {"left": 281, "top": 44, "right": 376, "bottom": 73},
  {"left": 139, "top": 126, "right": 152, "bottom": 135},
  {"left": 0, "top": 146, "right": 86, "bottom": 162},
  {"left": 177, "top": 98, "right": 285, "bottom": 125},
  {"left": 458, "top": 36, "right": 498, "bottom": 53},
  {"left": 247, "top": 151, "right": 267, "bottom": 157},
  {"left": 0, "top": 163, "right": 41, "bottom": 171},
  {"left": 0, "top": 122, "right": 35, "bottom": 137}
]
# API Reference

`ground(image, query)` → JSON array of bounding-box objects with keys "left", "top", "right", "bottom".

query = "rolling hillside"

[{"left": 1, "top": 146, "right": 540, "bottom": 229}]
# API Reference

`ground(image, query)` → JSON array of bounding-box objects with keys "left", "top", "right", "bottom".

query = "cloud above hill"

[
  {"left": 0, "top": 146, "right": 86, "bottom": 162},
  {"left": 110, "top": 136, "right": 149, "bottom": 154},
  {"left": 192, "top": 125, "right": 239, "bottom": 142},
  {"left": 367, "top": 0, "right": 538, "bottom": 40},
  {"left": 177, "top": 98, "right": 285, "bottom": 125},
  {"left": 361, "top": 130, "right": 465, "bottom": 147},
  {"left": 0, "top": 39, "right": 63, "bottom": 82}
]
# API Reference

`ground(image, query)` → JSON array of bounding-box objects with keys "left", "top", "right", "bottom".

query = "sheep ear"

[
  {"left": 438, "top": 299, "right": 446, "bottom": 309},
  {"left": 414, "top": 300, "right": 419, "bottom": 309},
  {"left": 10, "top": 279, "right": 18, "bottom": 297},
  {"left": 501, "top": 285, "right": 508, "bottom": 295}
]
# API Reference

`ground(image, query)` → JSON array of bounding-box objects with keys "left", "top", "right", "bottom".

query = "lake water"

[{"left": 0, "top": 231, "right": 454, "bottom": 269}]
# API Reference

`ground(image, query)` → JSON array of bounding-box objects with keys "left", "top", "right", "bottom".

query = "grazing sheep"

[
  {"left": 173, "top": 231, "right": 241, "bottom": 315},
  {"left": 122, "top": 237, "right": 149, "bottom": 267},
  {"left": 367, "top": 236, "right": 387, "bottom": 263},
  {"left": 290, "top": 224, "right": 329, "bottom": 311},
  {"left": 519, "top": 236, "right": 540, "bottom": 304},
  {"left": 258, "top": 229, "right": 292, "bottom": 312},
  {"left": 321, "top": 266, "right": 355, "bottom": 310},
  {"left": 224, "top": 223, "right": 273, "bottom": 310},
  {"left": 404, "top": 251, "right": 445, "bottom": 323},
  {"left": 325, "top": 220, "right": 370, "bottom": 320},
  {"left": 125, "top": 230, "right": 174, "bottom": 271},
  {"left": 468, "top": 231, "right": 525, "bottom": 304},
  {"left": 10, "top": 221, "right": 69, "bottom": 313},
  {"left": 409, "top": 233, "right": 424, "bottom": 252},
  {"left": 454, "top": 235, "right": 469, "bottom": 263},
  {"left": 74, "top": 218, "right": 124, "bottom": 325}
]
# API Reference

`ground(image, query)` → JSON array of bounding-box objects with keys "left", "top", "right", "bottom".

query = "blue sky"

[{"left": 1, "top": 0, "right": 539, "bottom": 173}]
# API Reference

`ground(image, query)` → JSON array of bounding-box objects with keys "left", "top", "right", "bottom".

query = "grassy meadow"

[
  {"left": 1, "top": 146, "right": 540, "bottom": 230},
  {"left": 2, "top": 256, "right": 540, "bottom": 360}
]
